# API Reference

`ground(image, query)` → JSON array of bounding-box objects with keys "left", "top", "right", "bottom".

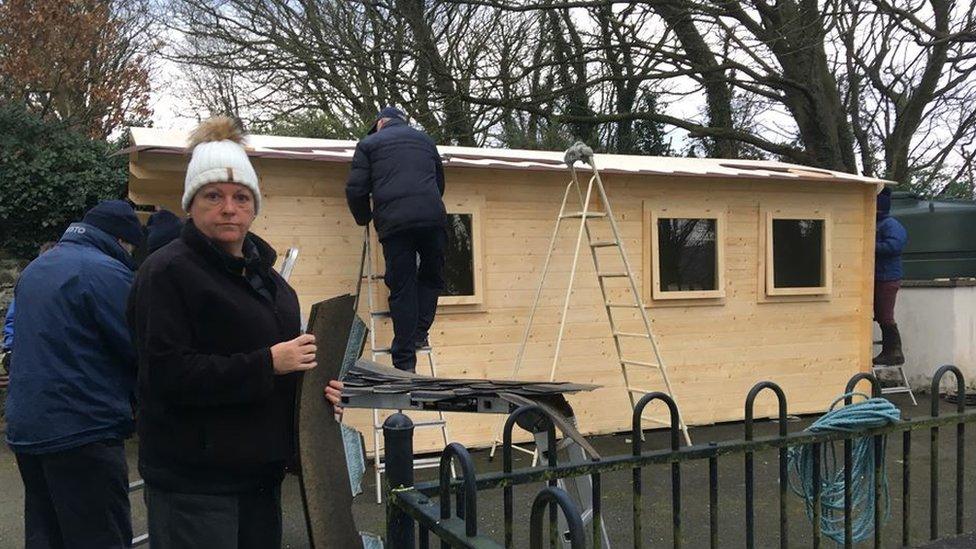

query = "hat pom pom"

[{"left": 188, "top": 116, "right": 245, "bottom": 150}]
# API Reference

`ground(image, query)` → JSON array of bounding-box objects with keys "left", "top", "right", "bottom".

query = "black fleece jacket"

[{"left": 127, "top": 221, "right": 301, "bottom": 493}]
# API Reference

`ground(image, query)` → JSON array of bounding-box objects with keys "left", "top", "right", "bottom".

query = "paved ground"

[
  {"left": 0, "top": 391, "right": 973, "bottom": 547},
  {"left": 918, "top": 532, "right": 976, "bottom": 548}
]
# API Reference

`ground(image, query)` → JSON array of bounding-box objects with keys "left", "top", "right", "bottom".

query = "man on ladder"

[{"left": 345, "top": 106, "right": 448, "bottom": 372}]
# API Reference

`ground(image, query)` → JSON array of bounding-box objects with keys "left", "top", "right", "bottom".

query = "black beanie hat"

[
  {"left": 877, "top": 187, "right": 892, "bottom": 217},
  {"left": 146, "top": 209, "right": 184, "bottom": 253},
  {"left": 82, "top": 200, "right": 143, "bottom": 247}
]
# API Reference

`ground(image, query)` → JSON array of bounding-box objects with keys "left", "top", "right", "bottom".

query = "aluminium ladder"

[
  {"left": 279, "top": 247, "right": 299, "bottom": 282},
  {"left": 489, "top": 143, "right": 692, "bottom": 461},
  {"left": 358, "top": 227, "right": 453, "bottom": 503},
  {"left": 871, "top": 339, "right": 918, "bottom": 405}
]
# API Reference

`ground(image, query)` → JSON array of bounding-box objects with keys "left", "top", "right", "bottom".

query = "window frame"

[
  {"left": 763, "top": 211, "right": 832, "bottom": 297},
  {"left": 645, "top": 206, "right": 727, "bottom": 301},
  {"left": 438, "top": 198, "right": 485, "bottom": 306}
]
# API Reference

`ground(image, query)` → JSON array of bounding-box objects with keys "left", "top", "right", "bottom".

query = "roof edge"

[{"left": 127, "top": 127, "right": 893, "bottom": 187}]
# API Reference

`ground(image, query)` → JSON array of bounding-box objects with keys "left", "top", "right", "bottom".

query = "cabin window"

[
  {"left": 440, "top": 200, "right": 484, "bottom": 306},
  {"left": 645, "top": 207, "right": 726, "bottom": 301},
  {"left": 765, "top": 213, "right": 831, "bottom": 296}
]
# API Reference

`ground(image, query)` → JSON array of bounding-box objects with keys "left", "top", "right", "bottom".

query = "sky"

[{"left": 147, "top": 57, "right": 199, "bottom": 132}]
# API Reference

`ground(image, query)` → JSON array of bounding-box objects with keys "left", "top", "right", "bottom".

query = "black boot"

[{"left": 874, "top": 323, "right": 905, "bottom": 365}]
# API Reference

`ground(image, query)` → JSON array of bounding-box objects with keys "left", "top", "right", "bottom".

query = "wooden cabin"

[{"left": 127, "top": 127, "right": 886, "bottom": 453}]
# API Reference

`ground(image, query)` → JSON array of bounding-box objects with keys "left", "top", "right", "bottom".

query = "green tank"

[{"left": 891, "top": 191, "right": 976, "bottom": 280}]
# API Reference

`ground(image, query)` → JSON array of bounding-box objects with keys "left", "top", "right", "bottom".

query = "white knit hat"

[{"left": 183, "top": 117, "right": 261, "bottom": 213}]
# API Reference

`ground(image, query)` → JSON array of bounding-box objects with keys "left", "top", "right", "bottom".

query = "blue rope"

[{"left": 787, "top": 393, "right": 901, "bottom": 544}]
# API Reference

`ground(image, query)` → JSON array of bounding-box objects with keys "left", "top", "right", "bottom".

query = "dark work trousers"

[
  {"left": 144, "top": 482, "right": 282, "bottom": 549},
  {"left": 15, "top": 439, "right": 132, "bottom": 549},
  {"left": 874, "top": 279, "right": 901, "bottom": 325},
  {"left": 381, "top": 226, "right": 447, "bottom": 371}
]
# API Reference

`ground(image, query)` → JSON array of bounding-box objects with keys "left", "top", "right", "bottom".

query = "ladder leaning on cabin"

[
  {"left": 356, "top": 227, "right": 453, "bottom": 503},
  {"left": 489, "top": 142, "right": 692, "bottom": 462}
]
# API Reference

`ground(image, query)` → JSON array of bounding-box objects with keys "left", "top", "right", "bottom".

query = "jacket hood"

[{"left": 59, "top": 223, "right": 136, "bottom": 271}]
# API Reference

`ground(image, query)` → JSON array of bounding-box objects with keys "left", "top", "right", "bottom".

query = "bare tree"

[
  {"left": 839, "top": 0, "right": 976, "bottom": 187},
  {"left": 0, "top": 0, "right": 159, "bottom": 139},
  {"left": 163, "top": 0, "right": 976, "bottom": 194}
]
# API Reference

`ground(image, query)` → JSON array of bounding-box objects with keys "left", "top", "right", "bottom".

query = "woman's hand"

[
  {"left": 270, "top": 334, "right": 316, "bottom": 375},
  {"left": 325, "top": 379, "right": 344, "bottom": 420}
]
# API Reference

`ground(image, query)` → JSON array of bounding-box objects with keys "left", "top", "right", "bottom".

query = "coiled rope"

[{"left": 787, "top": 393, "right": 901, "bottom": 544}]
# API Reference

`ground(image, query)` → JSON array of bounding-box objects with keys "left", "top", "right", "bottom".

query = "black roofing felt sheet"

[
  {"left": 344, "top": 359, "right": 598, "bottom": 399},
  {"left": 297, "top": 294, "right": 363, "bottom": 549}
]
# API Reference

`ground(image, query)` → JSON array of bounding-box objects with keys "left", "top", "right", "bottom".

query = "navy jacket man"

[
  {"left": 346, "top": 107, "right": 447, "bottom": 371},
  {"left": 6, "top": 200, "right": 143, "bottom": 548}
]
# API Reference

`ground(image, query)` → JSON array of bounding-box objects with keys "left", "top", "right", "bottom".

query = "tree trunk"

[
  {"left": 651, "top": 0, "right": 737, "bottom": 158},
  {"left": 395, "top": 0, "right": 476, "bottom": 145}
]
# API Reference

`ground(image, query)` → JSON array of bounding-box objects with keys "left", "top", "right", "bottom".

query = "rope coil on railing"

[{"left": 787, "top": 393, "right": 901, "bottom": 544}]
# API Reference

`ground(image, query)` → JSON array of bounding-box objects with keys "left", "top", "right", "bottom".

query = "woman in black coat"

[{"left": 128, "top": 117, "right": 342, "bottom": 548}]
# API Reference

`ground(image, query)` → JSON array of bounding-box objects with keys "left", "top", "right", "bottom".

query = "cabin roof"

[{"left": 127, "top": 127, "right": 889, "bottom": 187}]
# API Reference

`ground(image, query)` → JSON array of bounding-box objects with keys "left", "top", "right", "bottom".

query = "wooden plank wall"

[{"left": 130, "top": 153, "right": 875, "bottom": 454}]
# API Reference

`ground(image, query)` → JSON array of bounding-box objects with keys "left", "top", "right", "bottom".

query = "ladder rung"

[
  {"left": 371, "top": 311, "right": 392, "bottom": 318},
  {"left": 376, "top": 419, "right": 446, "bottom": 430},
  {"left": 492, "top": 440, "right": 536, "bottom": 456},
  {"left": 560, "top": 211, "right": 607, "bottom": 219},
  {"left": 606, "top": 303, "right": 641, "bottom": 308},
  {"left": 372, "top": 347, "right": 433, "bottom": 356},
  {"left": 414, "top": 420, "right": 448, "bottom": 428},
  {"left": 376, "top": 455, "right": 441, "bottom": 473},
  {"left": 598, "top": 272, "right": 628, "bottom": 278},
  {"left": 589, "top": 240, "right": 618, "bottom": 248},
  {"left": 638, "top": 414, "right": 673, "bottom": 427},
  {"left": 614, "top": 331, "right": 650, "bottom": 339},
  {"left": 881, "top": 387, "right": 914, "bottom": 394},
  {"left": 622, "top": 360, "right": 660, "bottom": 369},
  {"left": 627, "top": 387, "right": 656, "bottom": 394},
  {"left": 362, "top": 273, "right": 385, "bottom": 280}
]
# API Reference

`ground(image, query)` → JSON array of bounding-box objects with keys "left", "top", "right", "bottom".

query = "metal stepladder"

[
  {"left": 489, "top": 142, "right": 692, "bottom": 465},
  {"left": 871, "top": 338, "right": 917, "bottom": 405},
  {"left": 357, "top": 227, "right": 453, "bottom": 503},
  {"left": 279, "top": 247, "right": 299, "bottom": 282}
]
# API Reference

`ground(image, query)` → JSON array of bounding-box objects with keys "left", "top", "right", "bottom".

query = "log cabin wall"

[{"left": 130, "top": 151, "right": 876, "bottom": 454}]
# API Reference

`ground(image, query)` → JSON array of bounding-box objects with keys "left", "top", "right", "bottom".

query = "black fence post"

[
  {"left": 438, "top": 442, "right": 480, "bottom": 549},
  {"left": 845, "top": 373, "right": 882, "bottom": 548},
  {"left": 385, "top": 413, "right": 415, "bottom": 549},
  {"left": 633, "top": 392, "right": 682, "bottom": 549},
  {"left": 930, "top": 365, "right": 966, "bottom": 540},
  {"left": 503, "top": 405, "right": 557, "bottom": 548},
  {"left": 744, "top": 381, "right": 789, "bottom": 549},
  {"left": 529, "top": 486, "right": 586, "bottom": 549}
]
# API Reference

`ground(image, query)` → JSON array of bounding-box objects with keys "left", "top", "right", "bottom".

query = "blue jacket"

[
  {"left": 876, "top": 215, "right": 908, "bottom": 281},
  {"left": 345, "top": 118, "right": 447, "bottom": 240},
  {"left": 2, "top": 298, "right": 13, "bottom": 351},
  {"left": 6, "top": 223, "right": 137, "bottom": 454}
]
